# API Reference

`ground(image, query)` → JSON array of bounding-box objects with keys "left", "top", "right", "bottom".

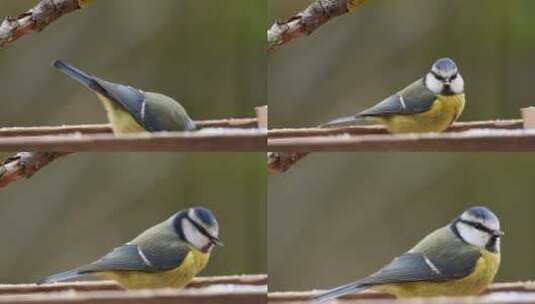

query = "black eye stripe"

[
  {"left": 186, "top": 215, "right": 215, "bottom": 240},
  {"left": 459, "top": 219, "right": 494, "bottom": 234},
  {"left": 431, "top": 71, "right": 444, "bottom": 81}
]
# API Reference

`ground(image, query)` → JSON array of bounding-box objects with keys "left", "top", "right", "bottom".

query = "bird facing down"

[
  {"left": 39, "top": 207, "right": 223, "bottom": 289},
  {"left": 312, "top": 206, "right": 503, "bottom": 303},
  {"left": 54, "top": 60, "right": 196, "bottom": 134},
  {"left": 322, "top": 58, "right": 465, "bottom": 133}
]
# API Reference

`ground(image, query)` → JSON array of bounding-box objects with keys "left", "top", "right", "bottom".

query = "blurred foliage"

[
  {"left": 0, "top": 0, "right": 265, "bottom": 126},
  {"left": 0, "top": 153, "right": 266, "bottom": 283},
  {"left": 268, "top": 153, "right": 535, "bottom": 290},
  {"left": 269, "top": 0, "right": 535, "bottom": 127}
]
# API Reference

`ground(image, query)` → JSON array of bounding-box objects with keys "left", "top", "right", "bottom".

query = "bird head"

[
  {"left": 451, "top": 206, "right": 503, "bottom": 253},
  {"left": 424, "top": 57, "right": 464, "bottom": 95},
  {"left": 173, "top": 207, "right": 223, "bottom": 253}
]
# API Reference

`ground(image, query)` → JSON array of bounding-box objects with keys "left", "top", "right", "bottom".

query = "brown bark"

[
  {"left": 268, "top": 0, "right": 368, "bottom": 53},
  {"left": 0, "top": 0, "right": 93, "bottom": 47}
]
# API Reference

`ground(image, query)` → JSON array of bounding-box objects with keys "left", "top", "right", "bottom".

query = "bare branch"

[
  {"left": 267, "top": 151, "right": 309, "bottom": 175},
  {"left": 0, "top": 0, "right": 94, "bottom": 48},
  {"left": 0, "top": 152, "right": 70, "bottom": 188},
  {"left": 268, "top": 0, "right": 368, "bottom": 53}
]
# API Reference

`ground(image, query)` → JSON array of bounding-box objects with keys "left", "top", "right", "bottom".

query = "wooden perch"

[
  {"left": 0, "top": 274, "right": 267, "bottom": 295},
  {"left": 0, "top": 130, "right": 266, "bottom": 152},
  {"left": 0, "top": 116, "right": 262, "bottom": 189},
  {"left": 0, "top": 152, "right": 70, "bottom": 188},
  {"left": 0, "top": 118, "right": 259, "bottom": 138},
  {"left": 267, "top": 120, "right": 526, "bottom": 174},
  {"left": 268, "top": 281, "right": 535, "bottom": 303},
  {"left": 0, "top": 287, "right": 266, "bottom": 304},
  {"left": 269, "top": 119, "right": 523, "bottom": 139},
  {"left": 269, "top": 128, "right": 535, "bottom": 152},
  {"left": 0, "top": 0, "right": 93, "bottom": 48},
  {"left": 0, "top": 275, "right": 267, "bottom": 304},
  {"left": 268, "top": 0, "right": 368, "bottom": 53}
]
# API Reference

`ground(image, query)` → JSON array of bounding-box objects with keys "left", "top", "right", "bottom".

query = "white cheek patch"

[
  {"left": 450, "top": 74, "right": 465, "bottom": 94},
  {"left": 188, "top": 209, "right": 219, "bottom": 239},
  {"left": 457, "top": 222, "right": 491, "bottom": 249},
  {"left": 425, "top": 73, "right": 443, "bottom": 94},
  {"left": 182, "top": 219, "right": 211, "bottom": 250}
]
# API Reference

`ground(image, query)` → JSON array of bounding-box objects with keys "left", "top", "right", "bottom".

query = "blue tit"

[
  {"left": 39, "top": 207, "right": 223, "bottom": 289},
  {"left": 313, "top": 206, "right": 503, "bottom": 303},
  {"left": 322, "top": 58, "right": 465, "bottom": 133},
  {"left": 54, "top": 60, "right": 196, "bottom": 134}
]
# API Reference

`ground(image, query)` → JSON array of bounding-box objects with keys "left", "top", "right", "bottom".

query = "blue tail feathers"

[
  {"left": 37, "top": 269, "right": 85, "bottom": 285},
  {"left": 311, "top": 282, "right": 367, "bottom": 304}
]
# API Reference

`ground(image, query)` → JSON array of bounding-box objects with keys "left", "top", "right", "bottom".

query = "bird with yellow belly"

[
  {"left": 39, "top": 207, "right": 223, "bottom": 289},
  {"left": 312, "top": 206, "right": 503, "bottom": 303},
  {"left": 322, "top": 58, "right": 466, "bottom": 134}
]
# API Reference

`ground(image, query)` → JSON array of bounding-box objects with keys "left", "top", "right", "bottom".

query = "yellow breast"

[
  {"left": 374, "top": 250, "right": 500, "bottom": 298},
  {"left": 97, "top": 94, "right": 147, "bottom": 134},
  {"left": 99, "top": 248, "right": 210, "bottom": 289},
  {"left": 375, "top": 93, "right": 465, "bottom": 134}
]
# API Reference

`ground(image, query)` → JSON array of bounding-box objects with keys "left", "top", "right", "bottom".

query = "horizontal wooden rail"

[
  {"left": 0, "top": 274, "right": 267, "bottom": 295},
  {"left": 0, "top": 129, "right": 266, "bottom": 152},
  {"left": 0, "top": 118, "right": 259, "bottom": 138},
  {"left": 269, "top": 119, "right": 523, "bottom": 138},
  {"left": 0, "top": 287, "right": 267, "bottom": 304},
  {"left": 269, "top": 128, "right": 535, "bottom": 152},
  {"left": 268, "top": 282, "right": 535, "bottom": 303},
  {"left": 267, "top": 120, "right": 531, "bottom": 174}
]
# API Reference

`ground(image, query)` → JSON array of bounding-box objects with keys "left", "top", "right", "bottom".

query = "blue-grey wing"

[
  {"left": 357, "top": 79, "right": 437, "bottom": 117},
  {"left": 93, "top": 78, "right": 147, "bottom": 127},
  {"left": 53, "top": 60, "right": 147, "bottom": 128},
  {"left": 78, "top": 243, "right": 189, "bottom": 274},
  {"left": 360, "top": 252, "right": 479, "bottom": 286}
]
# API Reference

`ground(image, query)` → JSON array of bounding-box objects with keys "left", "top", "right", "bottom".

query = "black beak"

[
  {"left": 210, "top": 236, "right": 224, "bottom": 247},
  {"left": 493, "top": 230, "right": 505, "bottom": 237}
]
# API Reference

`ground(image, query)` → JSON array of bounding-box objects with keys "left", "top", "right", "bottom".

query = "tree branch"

[
  {"left": 0, "top": 0, "right": 94, "bottom": 48},
  {"left": 0, "top": 152, "right": 70, "bottom": 188},
  {"left": 267, "top": 0, "right": 368, "bottom": 53}
]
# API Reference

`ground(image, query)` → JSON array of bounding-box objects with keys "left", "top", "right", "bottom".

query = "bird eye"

[
  {"left": 432, "top": 72, "right": 444, "bottom": 81},
  {"left": 450, "top": 74, "right": 457, "bottom": 80}
]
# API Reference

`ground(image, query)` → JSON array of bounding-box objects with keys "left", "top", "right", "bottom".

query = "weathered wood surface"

[
  {"left": 0, "top": 274, "right": 267, "bottom": 304},
  {"left": 268, "top": 281, "right": 535, "bottom": 303}
]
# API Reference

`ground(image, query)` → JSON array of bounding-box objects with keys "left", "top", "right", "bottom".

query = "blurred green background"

[
  {"left": 268, "top": 153, "right": 535, "bottom": 291},
  {"left": 0, "top": 0, "right": 265, "bottom": 126},
  {"left": 0, "top": 153, "right": 266, "bottom": 283},
  {"left": 269, "top": 0, "right": 535, "bottom": 127}
]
